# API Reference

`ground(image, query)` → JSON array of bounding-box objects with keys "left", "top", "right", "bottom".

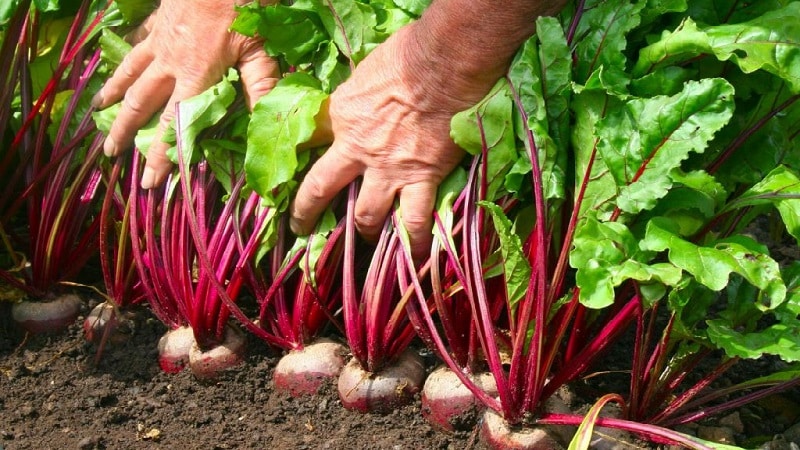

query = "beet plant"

[
  {"left": 0, "top": 0, "right": 121, "bottom": 334},
  {"left": 400, "top": 1, "right": 800, "bottom": 448},
  {"left": 83, "top": 155, "right": 147, "bottom": 354},
  {"left": 248, "top": 215, "right": 349, "bottom": 397},
  {"left": 97, "top": 67, "right": 279, "bottom": 378},
  {"left": 235, "top": 0, "right": 431, "bottom": 410}
]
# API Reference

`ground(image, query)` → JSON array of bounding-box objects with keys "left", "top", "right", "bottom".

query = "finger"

[
  {"left": 125, "top": 13, "right": 157, "bottom": 46},
  {"left": 398, "top": 181, "right": 437, "bottom": 262},
  {"left": 290, "top": 142, "right": 362, "bottom": 235},
  {"left": 92, "top": 42, "right": 155, "bottom": 109},
  {"left": 354, "top": 174, "right": 397, "bottom": 243},
  {"left": 140, "top": 133, "right": 174, "bottom": 189},
  {"left": 237, "top": 42, "right": 280, "bottom": 110},
  {"left": 140, "top": 81, "right": 214, "bottom": 189},
  {"left": 103, "top": 67, "right": 174, "bottom": 157}
]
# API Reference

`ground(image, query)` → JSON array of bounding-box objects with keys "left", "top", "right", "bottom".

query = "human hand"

[
  {"left": 92, "top": 0, "right": 280, "bottom": 189},
  {"left": 289, "top": 23, "right": 499, "bottom": 261}
]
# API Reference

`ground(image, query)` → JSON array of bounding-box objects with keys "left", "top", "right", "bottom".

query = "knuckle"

[
  {"left": 120, "top": 55, "right": 138, "bottom": 78},
  {"left": 401, "top": 211, "right": 431, "bottom": 233},
  {"left": 355, "top": 212, "right": 385, "bottom": 234},
  {"left": 300, "top": 175, "right": 330, "bottom": 204},
  {"left": 158, "top": 110, "right": 175, "bottom": 129},
  {"left": 246, "top": 77, "right": 279, "bottom": 94},
  {"left": 122, "top": 92, "right": 147, "bottom": 115}
]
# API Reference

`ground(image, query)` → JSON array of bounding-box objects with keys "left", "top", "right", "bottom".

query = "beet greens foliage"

[
  {"left": 236, "top": 0, "right": 800, "bottom": 442},
  {"left": 3, "top": 0, "right": 800, "bottom": 446}
]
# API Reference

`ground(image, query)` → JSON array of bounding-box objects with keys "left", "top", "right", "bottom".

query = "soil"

[
  {"left": 1, "top": 292, "right": 799, "bottom": 450},
  {"left": 0, "top": 299, "right": 481, "bottom": 450}
]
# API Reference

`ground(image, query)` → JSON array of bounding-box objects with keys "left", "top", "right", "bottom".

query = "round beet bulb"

[
  {"left": 421, "top": 365, "right": 497, "bottom": 431},
  {"left": 273, "top": 338, "right": 348, "bottom": 396},
  {"left": 337, "top": 349, "right": 426, "bottom": 414},
  {"left": 12, "top": 293, "right": 81, "bottom": 334}
]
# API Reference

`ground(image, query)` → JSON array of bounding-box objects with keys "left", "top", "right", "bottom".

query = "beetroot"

[
  {"left": 273, "top": 338, "right": 348, "bottom": 396},
  {"left": 12, "top": 294, "right": 82, "bottom": 334},
  {"left": 480, "top": 394, "right": 575, "bottom": 449},
  {"left": 337, "top": 349, "right": 426, "bottom": 414},
  {"left": 83, "top": 302, "right": 133, "bottom": 345},
  {"left": 480, "top": 409, "right": 565, "bottom": 450},
  {"left": 157, "top": 326, "right": 195, "bottom": 374},
  {"left": 188, "top": 325, "right": 247, "bottom": 380},
  {"left": 421, "top": 366, "right": 497, "bottom": 432}
]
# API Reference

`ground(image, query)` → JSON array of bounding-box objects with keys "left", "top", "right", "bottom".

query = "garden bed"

[
  {"left": 2, "top": 298, "right": 799, "bottom": 450},
  {"left": 0, "top": 300, "right": 478, "bottom": 450}
]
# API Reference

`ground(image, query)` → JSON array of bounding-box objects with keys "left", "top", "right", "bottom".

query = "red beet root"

[
  {"left": 157, "top": 326, "right": 195, "bottom": 374},
  {"left": 421, "top": 366, "right": 497, "bottom": 432},
  {"left": 83, "top": 302, "right": 132, "bottom": 345},
  {"left": 480, "top": 409, "right": 565, "bottom": 450},
  {"left": 337, "top": 349, "right": 426, "bottom": 414},
  {"left": 12, "top": 294, "right": 81, "bottom": 334},
  {"left": 188, "top": 325, "right": 247, "bottom": 380},
  {"left": 273, "top": 338, "right": 348, "bottom": 396}
]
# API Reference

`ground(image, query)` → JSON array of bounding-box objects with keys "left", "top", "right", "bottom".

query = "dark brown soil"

[
  {"left": 0, "top": 300, "right": 479, "bottom": 450},
  {"left": 2, "top": 295, "right": 799, "bottom": 450}
]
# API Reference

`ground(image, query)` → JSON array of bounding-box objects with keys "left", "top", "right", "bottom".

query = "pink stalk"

[
  {"left": 338, "top": 180, "right": 420, "bottom": 373},
  {"left": 537, "top": 413, "right": 715, "bottom": 449},
  {"left": 1, "top": 1, "right": 109, "bottom": 300},
  {"left": 664, "top": 375, "right": 800, "bottom": 427},
  {"left": 87, "top": 155, "right": 146, "bottom": 351}
]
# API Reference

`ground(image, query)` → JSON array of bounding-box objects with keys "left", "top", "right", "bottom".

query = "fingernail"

[
  {"left": 141, "top": 167, "right": 156, "bottom": 190},
  {"left": 103, "top": 136, "right": 117, "bottom": 157},
  {"left": 91, "top": 89, "right": 104, "bottom": 108},
  {"left": 289, "top": 217, "right": 305, "bottom": 236}
]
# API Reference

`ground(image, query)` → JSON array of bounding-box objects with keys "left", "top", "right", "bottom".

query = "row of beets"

[
  {"left": 4, "top": 2, "right": 800, "bottom": 450},
  {"left": 0, "top": 2, "right": 514, "bottom": 446}
]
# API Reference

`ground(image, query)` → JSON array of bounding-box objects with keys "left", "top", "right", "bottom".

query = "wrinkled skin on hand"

[
  {"left": 93, "top": 0, "right": 280, "bottom": 189},
  {"left": 290, "top": 23, "right": 498, "bottom": 261}
]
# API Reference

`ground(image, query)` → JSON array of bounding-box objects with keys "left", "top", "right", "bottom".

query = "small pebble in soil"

[{"left": 76, "top": 435, "right": 101, "bottom": 450}]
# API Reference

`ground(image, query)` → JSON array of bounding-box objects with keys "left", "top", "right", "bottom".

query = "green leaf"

[
  {"left": 635, "top": 5, "right": 800, "bottom": 92},
  {"left": 27, "top": 16, "right": 72, "bottom": 100},
  {"left": 536, "top": 17, "right": 572, "bottom": 155},
  {"left": 709, "top": 84, "right": 800, "bottom": 187},
  {"left": 245, "top": 73, "right": 328, "bottom": 201},
  {"left": 391, "top": 0, "right": 430, "bottom": 16},
  {"left": 508, "top": 21, "right": 569, "bottom": 204},
  {"left": 571, "top": 91, "right": 618, "bottom": 219},
  {"left": 0, "top": 0, "right": 22, "bottom": 26},
  {"left": 707, "top": 320, "right": 800, "bottom": 362},
  {"left": 432, "top": 167, "right": 467, "bottom": 258},
  {"left": 291, "top": 208, "right": 337, "bottom": 287},
  {"left": 450, "top": 80, "right": 517, "bottom": 201},
  {"left": 313, "top": 40, "right": 350, "bottom": 92},
  {"left": 234, "top": 3, "right": 328, "bottom": 66},
  {"left": 597, "top": 78, "right": 735, "bottom": 216},
  {"left": 167, "top": 69, "right": 238, "bottom": 166},
  {"left": 115, "top": 0, "right": 155, "bottom": 24},
  {"left": 640, "top": 217, "right": 786, "bottom": 309},
  {"left": 372, "top": 1, "right": 415, "bottom": 34},
  {"left": 639, "top": 0, "right": 687, "bottom": 28},
  {"left": 732, "top": 165, "right": 800, "bottom": 242},
  {"left": 98, "top": 28, "right": 132, "bottom": 69},
  {"left": 572, "top": 0, "right": 644, "bottom": 85},
  {"left": 312, "top": 0, "right": 380, "bottom": 64},
  {"left": 478, "top": 201, "right": 531, "bottom": 315},
  {"left": 32, "top": 0, "right": 59, "bottom": 13},
  {"left": 631, "top": 66, "right": 696, "bottom": 97},
  {"left": 571, "top": 218, "right": 682, "bottom": 308}
]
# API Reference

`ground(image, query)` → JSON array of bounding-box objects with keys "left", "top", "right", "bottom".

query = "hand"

[
  {"left": 92, "top": 0, "right": 280, "bottom": 189},
  {"left": 289, "top": 23, "right": 498, "bottom": 261}
]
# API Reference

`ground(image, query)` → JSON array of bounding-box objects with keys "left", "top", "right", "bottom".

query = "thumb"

[{"left": 237, "top": 42, "right": 281, "bottom": 110}]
